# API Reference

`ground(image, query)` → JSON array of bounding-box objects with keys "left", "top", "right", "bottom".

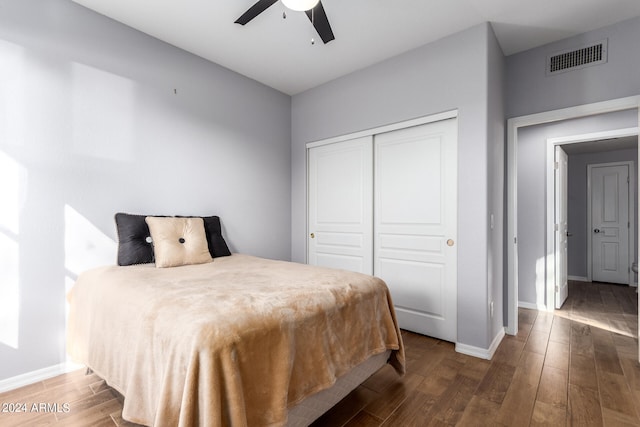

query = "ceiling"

[
  {"left": 71, "top": 0, "right": 640, "bottom": 95},
  {"left": 562, "top": 135, "right": 638, "bottom": 155}
]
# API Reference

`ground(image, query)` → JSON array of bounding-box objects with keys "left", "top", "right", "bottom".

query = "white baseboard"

[
  {"left": 518, "top": 301, "right": 549, "bottom": 311},
  {"left": 455, "top": 328, "right": 505, "bottom": 360},
  {"left": 565, "top": 276, "right": 638, "bottom": 287},
  {"left": 0, "top": 361, "right": 83, "bottom": 393}
]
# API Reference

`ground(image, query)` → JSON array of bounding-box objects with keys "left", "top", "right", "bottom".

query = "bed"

[{"left": 66, "top": 215, "right": 405, "bottom": 427}]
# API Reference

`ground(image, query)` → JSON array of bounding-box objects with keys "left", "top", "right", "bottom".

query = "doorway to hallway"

[{"left": 549, "top": 132, "right": 638, "bottom": 311}]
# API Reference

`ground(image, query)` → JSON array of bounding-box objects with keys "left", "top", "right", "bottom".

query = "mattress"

[
  {"left": 67, "top": 254, "right": 404, "bottom": 426},
  {"left": 286, "top": 350, "right": 390, "bottom": 426}
]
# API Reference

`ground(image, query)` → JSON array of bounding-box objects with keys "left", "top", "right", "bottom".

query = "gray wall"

[
  {"left": 516, "top": 111, "right": 638, "bottom": 307},
  {"left": 0, "top": 0, "right": 291, "bottom": 381},
  {"left": 487, "top": 26, "right": 506, "bottom": 344},
  {"left": 567, "top": 147, "right": 638, "bottom": 280},
  {"left": 292, "top": 23, "right": 505, "bottom": 350},
  {"left": 506, "top": 16, "right": 640, "bottom": 118}
]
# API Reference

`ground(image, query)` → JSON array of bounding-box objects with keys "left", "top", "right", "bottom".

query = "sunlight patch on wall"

[
  {"left": 535, "top": 256, "right": 546, "bottom": 308},
  {"left": 0, "top": 152, "right": 27, "bottom": 349},
  {"left": 0, "top": 234, "right": 19, "bottom": 349},
  {"left": 64, "top": 206, "right": 116, "bottom": 363},
  {"left": 64, "top": 205, "right": 116, "bottom": 276},
  {"left": 63, "top": 275, "right": 84, "bottom": 369},
  {"left": 71, "top": 63, "right": 135, "bottom": 162},
  {"left": 0, "top": 40, "right": 26, "bottom": 146}
]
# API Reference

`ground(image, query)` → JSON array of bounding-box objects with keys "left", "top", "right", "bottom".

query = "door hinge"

[
  {"left": 554, "top": 223, "right": 559, "bottom": 231},
  {"left": 554, "top": 161, "right": 559, "bottom": 170},
  {"left": 514, "top": 237, "right": 517, "bottom": 244},
  {"left": 555, "top": 285, "right": 558, "bottom": 292}
]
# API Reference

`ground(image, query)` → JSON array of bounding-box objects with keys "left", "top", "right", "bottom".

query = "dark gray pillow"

[
  {"left": 115, "top": 213, "right": 154, "bottom": 266},
  {"left": 202, "top": 216, "right": 232, "bottom": 258}
]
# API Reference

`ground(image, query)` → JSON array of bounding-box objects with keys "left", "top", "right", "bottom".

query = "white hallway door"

[
  {"left": 590, "top": 163, "right": 630, "bottom": 284},
  {"left": 555, "top": 146, "right": 569, "bottom": 308},
  {"left": 307, "top": 118, "right": 458, "bottom": 342}
]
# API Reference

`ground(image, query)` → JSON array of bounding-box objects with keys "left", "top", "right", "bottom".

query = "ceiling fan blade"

[
  {"left": 235, "top": 0, "right": 279, "bottom": 25},
  {"left": 305, "top": 1, "right": 335, "bottom": 44}
]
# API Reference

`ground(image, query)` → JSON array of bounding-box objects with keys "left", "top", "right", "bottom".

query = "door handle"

[
  {"left": 566, "top": 232, "right": 573, "bottom": 237},
  {"left": 310, "top": 233, "right": 315, "bottom": 239},
  {"left": 593, "top": 228, "right": 600, "bottom": 233}
]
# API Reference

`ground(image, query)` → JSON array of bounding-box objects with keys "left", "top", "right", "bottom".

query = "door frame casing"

[
  {"left": 587, "top": 160, "right": 635, "bottom": 285},
  {"left": 305, "top": 110, "right": 458, "bottom": 150},
  {"left": 545, "top": 128, "right": 638, "bottom": 311},
  {"left": 507, "top": 95, "right": 640, "bottom": 336}
]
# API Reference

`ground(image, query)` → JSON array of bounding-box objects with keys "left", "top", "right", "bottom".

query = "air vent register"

[{"left": 546, "top": 39, "right": 608, "bottom": 75}]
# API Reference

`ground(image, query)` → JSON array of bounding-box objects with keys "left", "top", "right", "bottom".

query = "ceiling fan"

[{"left": 235, "top": 0, "right": 335, "bottom": 44}]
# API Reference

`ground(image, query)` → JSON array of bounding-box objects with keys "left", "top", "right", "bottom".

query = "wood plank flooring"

[{"left": 0, "top": 281, "right": 637, "bottom": 426}]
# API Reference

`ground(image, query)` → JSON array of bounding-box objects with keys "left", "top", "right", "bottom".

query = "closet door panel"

[
  {"left": 307, "top": 136, "right": 373, "bottom": 274},
  {"left": 377, "top": 137, "right": 442, "bottom": 225},
  {"left": 374, "top": 118, "right": 457, "bottom": 342},
  {"left": 376, "top": 260, "right": 444, "bottom": 315}
]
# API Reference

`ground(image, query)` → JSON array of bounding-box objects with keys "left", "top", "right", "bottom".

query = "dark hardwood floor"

[
  {"left": 311, "top": 281, "right": 639, "bottom": 427},
  {"left": 1, "top": 281, "right": 637, "bottom": 426}
]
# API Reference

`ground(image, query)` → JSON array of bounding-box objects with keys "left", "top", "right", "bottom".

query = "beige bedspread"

[{"left": 67, "top": 254, "right": 405, "bottom": 427}]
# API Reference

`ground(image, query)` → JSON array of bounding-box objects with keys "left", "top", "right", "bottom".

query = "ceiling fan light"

[{"left": 281, "top": 0, "right": 319, "bottom": 12}]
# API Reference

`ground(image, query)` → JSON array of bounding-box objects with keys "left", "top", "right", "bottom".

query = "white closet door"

[
  {"left": 307, "top": 136, "right": 373, "bottom": 274},
  {"left": 374, "top": 119, "right": 458, "bottom": 342}
]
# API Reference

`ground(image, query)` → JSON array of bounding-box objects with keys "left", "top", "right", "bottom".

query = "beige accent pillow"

[{"left": 145, "top": 216, "right": 213, "bottom": 268}]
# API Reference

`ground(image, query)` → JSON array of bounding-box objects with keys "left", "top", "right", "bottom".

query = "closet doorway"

[{"left": 307, "top": 113, "right": 458, "bottom": 342}]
